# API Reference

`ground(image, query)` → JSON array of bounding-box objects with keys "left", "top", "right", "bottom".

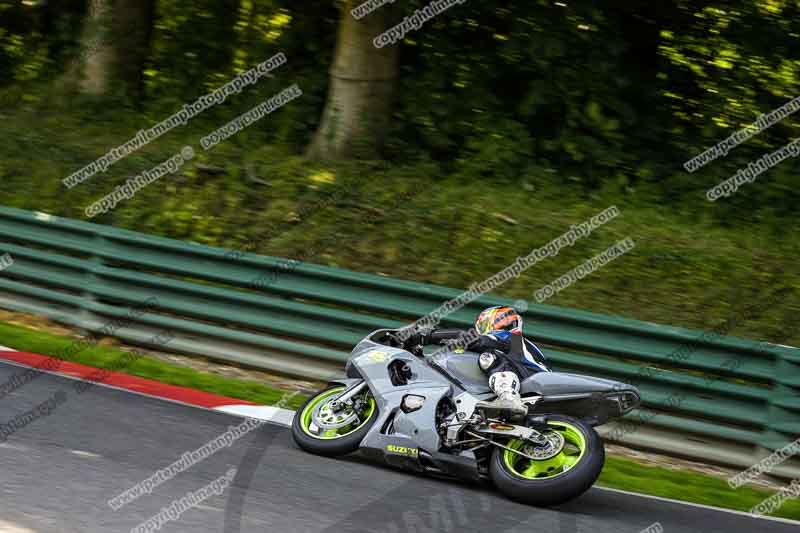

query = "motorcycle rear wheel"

[{"left": 489, "top": 414, "right": 604, "bottom": 506}]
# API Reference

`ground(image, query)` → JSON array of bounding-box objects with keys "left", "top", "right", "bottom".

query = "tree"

[
  {"left": 67, "top": 0, "right": 154, "bottom": 99},
  {"left": 74, "top": 0, "right": 113, "bottom": 95},
  {"left": 306, "top": 0, "right": 399, "bottom": 161},
  {"left": 111, "top": 0, "right": 155, "bottom": 100}
]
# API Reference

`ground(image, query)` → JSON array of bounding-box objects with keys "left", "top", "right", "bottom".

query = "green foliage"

[
  {"left": 457, "top": 117, "right": 535, "bottom": 181},
  {"left": 2, "top": 0, "right": 799, "bottom": 221},
  {"left": 0, "top": 0, "right": 799, "bottom": 348}
]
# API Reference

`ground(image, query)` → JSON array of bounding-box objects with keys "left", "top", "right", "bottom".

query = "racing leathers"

[{"left": 404, "top": 328, "right": 550, "bottom": 419}]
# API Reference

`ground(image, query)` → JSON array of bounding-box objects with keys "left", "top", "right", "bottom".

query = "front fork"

[{"left": 328, "top": 380, "right": 368, "bottom": 411}]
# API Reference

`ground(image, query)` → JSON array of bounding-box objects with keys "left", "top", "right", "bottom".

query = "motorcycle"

[{"left": 291, "top": 328, "right": 640, "bottom": 506}]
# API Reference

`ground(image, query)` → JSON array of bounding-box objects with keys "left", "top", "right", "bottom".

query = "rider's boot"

[{"left": 476, "top": 371, "right": 527, "bottom": 420}]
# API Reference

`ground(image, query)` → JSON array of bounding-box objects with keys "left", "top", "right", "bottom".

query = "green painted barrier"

[{"left": 0, "top": 205, "right": 797, "bottom": 476}]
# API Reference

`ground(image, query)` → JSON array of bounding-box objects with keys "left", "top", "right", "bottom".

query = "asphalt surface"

[{"left": 0, "top": 360, "right": 796, "bottom": 533}]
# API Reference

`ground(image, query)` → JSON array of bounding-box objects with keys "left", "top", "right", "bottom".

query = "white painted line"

[
  {"left": 70, "top": 449, "right": 103, "bottom": 459},
  {"left": 0, "top": 519, "right": 39, "bottom": 533},
  {"left": 215, "top": 405, "right": 294, "bottom": 426},
  {"left": 0, "top": 345, "right": 14, "bottom": 351},
  {"left": 595, "top": 486, "right": 800, "bottom": 525},
  {"left": 194, "top": 504, "right": 224, "bottom": 512},
  {"left": 0, "top": 442, "right": 30, "bottom": 452}
]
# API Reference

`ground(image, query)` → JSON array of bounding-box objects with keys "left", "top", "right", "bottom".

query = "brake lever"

[{"left": 385, "top": 331, "right": 403, "bottom": 348}]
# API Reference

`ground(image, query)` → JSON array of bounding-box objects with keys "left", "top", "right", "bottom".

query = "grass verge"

[
  {"left": 0, "top": 319, "right": 797, "bottom": 521},
  {"left": 598, "top": 456, "right": 800, "bottom": 521},
  {"left": 0, "top": 320, "right": 308, "bottom": 410}
]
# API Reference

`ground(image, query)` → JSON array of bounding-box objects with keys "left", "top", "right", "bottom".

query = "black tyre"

[
  {"left": 489, "top": 415, "right": 605, "bottom": 506},
  {"left": 291, "top": 384, "right": 378, "bottom": 457}
]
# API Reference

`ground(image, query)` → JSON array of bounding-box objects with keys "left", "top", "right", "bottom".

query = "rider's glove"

[
  {"left": 407, "top": 326, "right": 438, "bottom": 347},
  {"left": 404, "top": 330, "right": 428, "bottom": 347}
]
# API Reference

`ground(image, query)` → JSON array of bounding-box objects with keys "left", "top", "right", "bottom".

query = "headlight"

[{"left": 401, "top": 394, "right": 425, "bottom": 413}]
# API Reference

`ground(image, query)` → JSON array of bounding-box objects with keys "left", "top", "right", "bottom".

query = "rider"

[{"left": 404, "top": 305, "right": 549, "bottom": 418}]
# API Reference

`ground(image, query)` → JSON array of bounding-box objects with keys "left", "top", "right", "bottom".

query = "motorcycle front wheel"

[
  {"left": 489, "top": 414, "right": 604, "bottom": 506},
  {"left": 291, "top": 384, "right": 378, "bottom": 457}
]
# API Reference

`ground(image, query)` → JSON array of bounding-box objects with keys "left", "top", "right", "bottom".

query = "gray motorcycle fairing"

[{"left": 347, "top": 338, "right": 452, "bottom": 458}]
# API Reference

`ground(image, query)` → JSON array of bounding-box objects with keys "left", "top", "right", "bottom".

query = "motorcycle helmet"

[{"left": 474, "top": 306, "right": 523, "bottom": 336}]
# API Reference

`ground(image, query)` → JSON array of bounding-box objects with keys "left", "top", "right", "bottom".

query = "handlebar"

[
  {"left": 382, "top": 328, "right": 470, "bottom": 351},
  {"left": 427, "top": 329, "right": 464, "bottom": 344}
]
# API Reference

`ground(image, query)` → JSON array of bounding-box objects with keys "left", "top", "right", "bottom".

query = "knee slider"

[{"left": 479, "top": 351, "right": 496, "bottom": 371}]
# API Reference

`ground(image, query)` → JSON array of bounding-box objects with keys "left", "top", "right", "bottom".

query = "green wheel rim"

[
  {"left": 502, "top": 421, "right": 587, "bottom": 480},
  {"left": 300, "top": 386, "right": 376, "bottom": 440}
]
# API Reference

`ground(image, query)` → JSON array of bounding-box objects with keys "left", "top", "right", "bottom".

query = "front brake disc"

[{"left": 311, "top": 399, "right": 360, "bottom": 431}]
